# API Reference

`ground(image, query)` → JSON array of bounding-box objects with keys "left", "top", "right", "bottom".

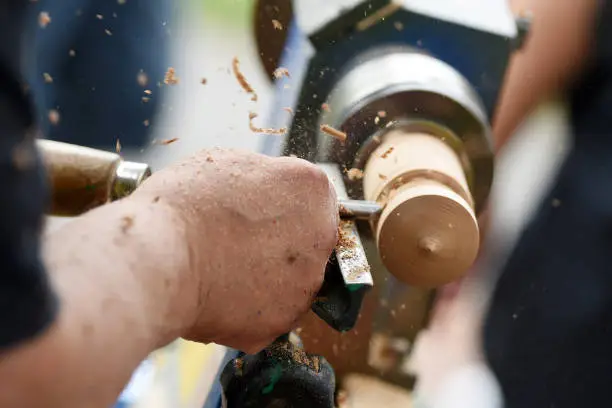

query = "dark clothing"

[
  {"left": 0, "top": 0, "right": 172, "bottom": 349},
  {"left": 0, "top": 0, "right": 57, "bottom": 349},
  {"left": 24, "top": 0, "right": 172, "bottom": 150},
  {"left": 484, "top": 2, "right": 612, "bottom": 407}
]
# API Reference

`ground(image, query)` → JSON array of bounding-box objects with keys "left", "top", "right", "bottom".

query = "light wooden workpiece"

[
  {"left": 363, "top": 129, "right": 479, "bottom": 287},
  {"left": 338, "top": 374, "right": 413, "bottom": 408}
]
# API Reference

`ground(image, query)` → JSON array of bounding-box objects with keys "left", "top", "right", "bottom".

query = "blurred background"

[{"left": 143, "top": 0, "right": 271, "bottom": 170}]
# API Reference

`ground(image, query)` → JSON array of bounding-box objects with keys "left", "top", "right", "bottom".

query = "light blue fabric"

[{"left": 113, "top": 359, "right": 156, "bottom": 408}]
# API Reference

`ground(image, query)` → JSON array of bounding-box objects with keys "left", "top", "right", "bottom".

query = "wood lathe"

[{"left": 230, "top": 0, "right": 531, "bottom": 406}]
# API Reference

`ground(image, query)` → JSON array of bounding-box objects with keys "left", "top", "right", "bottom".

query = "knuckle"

[{"left": 285, "top": 159, "right": 329, "bottom": 187}]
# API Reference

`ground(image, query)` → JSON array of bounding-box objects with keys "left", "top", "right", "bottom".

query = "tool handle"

[
  {"left": 220, "top": 333, "right": 336, "bottom": 408},
  {"left": 37, "top": 140, "right": 151, "bottom": 216},
  {"left": 362, "top": 130, "right": 479, "bottom": 288}
]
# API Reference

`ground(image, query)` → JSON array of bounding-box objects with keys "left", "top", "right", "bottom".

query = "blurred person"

[
  {"left": 0, "top": 2, "right": 338, "bottom": 407},
  {"left": 24, "top": 0, "right": 173, "bottom": 152},
  {"left": 412, "top": 1, "right": 612, "bottom": 408}
]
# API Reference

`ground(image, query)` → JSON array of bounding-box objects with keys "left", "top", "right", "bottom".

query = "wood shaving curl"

[
  {"left": 164, "top": 67, "right": 179, "bottom": 85},
  {"left": 153, "top": 138, "right": 180, "bottom": 145},
  {"left": 282, "top": 107, "right": 294, "bottom": 114},
  {"left": 39, "top": 12, "right": 51, "bottom": 28},
  {"left": 249, "top": 112, "right": 287, "bottom": 135},
  {"left": 272, "top": 19, "right": 283, "bottom": 30},
  {"left": 12, "top": 143, "right": 35, "bottom": 171},
  {"left": 320, "top": 124, "right": 347, "bottom": 143},
  {"left": 48, "top": 109, "right": 60, "bottom": 125},
  {"left": 381, "top": 146, "right": 394, "bottom": 159},
  {"left": 232, "top": 57, "right": 257, "bottom": 101},
  {"left": 273, "top": 67, "right": 290, "bottom": 79},
  {"left": 137, "top": 72, "right": 148, "bottom": 87},
  {"left": 346, "top": 168, "right": 364, "bottom": 181}
]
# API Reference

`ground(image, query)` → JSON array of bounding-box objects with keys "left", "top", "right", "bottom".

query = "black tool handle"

[{"left": 220, "top": 334, "right": 336, "bottom": 408}]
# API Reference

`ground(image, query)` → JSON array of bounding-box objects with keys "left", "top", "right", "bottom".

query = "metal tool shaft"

[{"left": 338, "top": 199, "right": 382, "bottom": 220}]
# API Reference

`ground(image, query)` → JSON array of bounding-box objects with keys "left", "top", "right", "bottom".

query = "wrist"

[{"left": 121, "top": 194, "right": 202, "bottom": 347}]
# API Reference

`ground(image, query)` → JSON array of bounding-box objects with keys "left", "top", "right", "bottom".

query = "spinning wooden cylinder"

[{"left": 362, "top": 128, "right": 479, "bottom": 288}]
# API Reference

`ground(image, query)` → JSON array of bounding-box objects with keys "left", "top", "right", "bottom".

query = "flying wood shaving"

[
  {"left": 249, "top": 112, "right": 287, "bottom": 135},
  {"left": 201, "top": 78, "right": 207, "bottom": 85},
  {"left": 105, "top": 29, "right": 112, "bottom": 36},
  {"left": 12, "top": 143, "right": 35, "bottom": 171},
  {"left": 232, "top": 57, "right": 257, "bottom": 101},
  {"left": 378, "top": 110, "right": 387, "bottom": 118},
  {"left": 272, "top": 19, "right": 283, "bottom": 30},
  {"left": 116, "top": 139, "right": 122, "bottom": 153},
  {"left": 273, "top": 67, "right": 290, "bottom": 79},
  {"left": 321, "top": 103, "right": 331, "bottom": 112},
  {"left": 381, "top": 146, "right": 394, "bottom": 158},
  {"left": 43, "top": 73, "right": 53, "bottom": 83},
  {"left": 320, "top": 124, "right": 347, "bottom": 143},
  {"left": 282, "top": 107, "right": 293, "bottom": 114},
  {"left": 48, "top": 109, "right": 60, "bottom": 125},
  {"left": 137, "top": 72, "right": 148, "bottom": 87},
  {"left": 164, "top": 67, "right": 179, "bottom": 85},
  {"left": 39, "top": 12, "right": 51, "bottom": 28},
  {"left": 346, "top": 168, "right": 364, "bottom": 181},
  {"left": 152, "top": 138, "right": 180, "bottom": 145}
]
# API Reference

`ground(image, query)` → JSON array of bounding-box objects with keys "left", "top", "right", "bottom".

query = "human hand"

[{"left": 134, "top": 148, "right": 338, "bottom": 353}]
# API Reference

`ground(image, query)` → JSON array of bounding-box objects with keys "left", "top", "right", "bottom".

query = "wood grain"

[
  {"left": 38, "top": 140, "right": 121, "bottom": 216},
  {"left": 363, "top": 131, "right": 479, "bottom": 287}
]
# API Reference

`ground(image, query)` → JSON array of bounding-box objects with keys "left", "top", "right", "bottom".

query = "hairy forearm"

[
  {"left": 493, "top": 0, "right": 598, "bottom": 152},
  {"left": 0, "top": 196, "right": 196, "bottom": 407}
]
